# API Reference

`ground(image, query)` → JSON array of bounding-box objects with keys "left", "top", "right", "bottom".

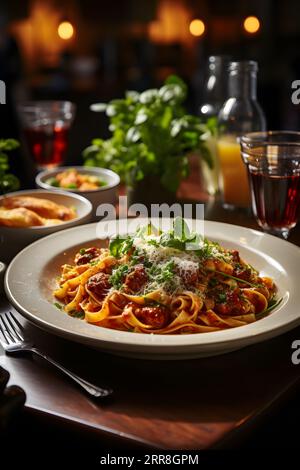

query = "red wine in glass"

[
  {"left": 24, "top": 124, "right": 70, "bottom": 169},
  {"left": 249, "top": 170, "right": 300, "bottom": 238}
]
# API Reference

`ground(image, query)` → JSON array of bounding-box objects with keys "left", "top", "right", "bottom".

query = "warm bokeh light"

[
  {"left": 58, "top": 21, "right": 74, "bottom": 40},
  {"left": 189, "top": 19, "right": 205, "bottom": 37},
  {"left": 149, "top": 0, "right": 191, "bottom": 44},
  {"left": 243, "top": 16, "right": 260, "bottom": 34}
]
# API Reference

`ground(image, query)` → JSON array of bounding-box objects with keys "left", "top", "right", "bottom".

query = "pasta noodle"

[{"left": 53, "top": 218, "right": 278, "bottom": 334}]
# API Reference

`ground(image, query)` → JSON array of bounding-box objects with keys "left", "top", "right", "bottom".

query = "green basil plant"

[
  {"left": 83, "top": 75, "right": 215, "bottom": 192},
  {"left": 0, "top": 139, "right": 20, "bottom": 194}
]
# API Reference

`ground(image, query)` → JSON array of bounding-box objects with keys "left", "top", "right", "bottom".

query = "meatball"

[
  {"left": 214, "top": 289, "right": 248, "bottom": 315},
  {"left": 124, "top": 265, "right": 148, "bottom": 292},
  {"left": 86, "top": 272, "right": 111, "bottom": 302},
  {"left": 134, "top": 305, "right": 169, "bottom": 329},
  {"left": 231, "top": 250, "right": 240, "bottom": 263},
  {"left": 182, "top": 269, "right": 199, "bottom": 286},
  {"left": 75, "top": 247, "right": 101, "bottom": 265},
  {"left": 233, "top": 266, "right": 252, "bottom": 283}
]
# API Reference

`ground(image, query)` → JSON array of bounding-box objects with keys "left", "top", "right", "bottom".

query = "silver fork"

[{"left": 0, "top": 312, "right": 113, "bottom": 398}]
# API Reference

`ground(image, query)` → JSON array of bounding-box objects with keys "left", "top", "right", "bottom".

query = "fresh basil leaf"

[
  {"left": 109, "top": 237, "right": 123, "bottom": 257},
  {"left": 159, "top": 232, "right": 185, "bottom": 251},
  {"left": 173, "top": 217, "right": 191, "bottom": 242},
  {"left": 109, "top": 236, "right": 133, "bottom": 258}
]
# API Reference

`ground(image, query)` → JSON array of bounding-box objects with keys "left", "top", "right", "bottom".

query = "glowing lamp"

[
  {"left": 189, "top": 19, "right": 205, "bottom": 37},
  {"left": 243, "top": 16, "right": 260, "bottom": 34},
  {"left": 58, "top": 21, "right": 74, "bottom": 40}
]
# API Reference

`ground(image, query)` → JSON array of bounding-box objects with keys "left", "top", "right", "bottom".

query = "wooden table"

[{"left": 1, "top": 201, "right": 300, "bottom": 451}]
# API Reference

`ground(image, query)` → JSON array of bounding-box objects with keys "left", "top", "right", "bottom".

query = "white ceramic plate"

[{"left": 5, "top": 219, "right": 300, "bottom": 360}]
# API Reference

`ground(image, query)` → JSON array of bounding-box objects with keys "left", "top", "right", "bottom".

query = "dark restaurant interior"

[
  {"left": 1, "top": 0, "right": 300, "bottom": 464},
  {"left": 2, "top": 0, "right": 300, "bottom": 179}
]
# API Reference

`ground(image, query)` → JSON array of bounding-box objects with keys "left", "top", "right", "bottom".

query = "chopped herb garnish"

[
  {"left": 208, "top": 278, "right": 218, "bottom": 288},
  {"left": 217, "top": 293, "right": 227, "bottom": 303},
  {"left": 89, "top": 259, "right": 99, "bottom": 266},
  {"left": 110, "top": 264, "right": 129, "bottom": 289},
  {"left": 79, "top": 248, "right": 86, "bottom": 255},
  {"left": 69, "top": 310, "right": 85, "bottom": 319},
  {"left": 147, "top": 239, "right": 159, "bottom": 247},
  {"left": 149, "top": 260, "right": 175, "bottom": 284},
  {"left": 54, "top": 302, "right": 62, "bottom": 310}
]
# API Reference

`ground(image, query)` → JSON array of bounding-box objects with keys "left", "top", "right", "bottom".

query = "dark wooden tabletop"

[{"left": 1, "top": 196, "right": 300, "bottom": 450}]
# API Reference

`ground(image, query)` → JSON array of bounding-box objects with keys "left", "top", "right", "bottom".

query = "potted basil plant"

[
  {"left": 83, "top": 75, "right": 213, "bottom": 206},
  {"left": 0, "top": 139, "right": 20, "bottom": 194}
]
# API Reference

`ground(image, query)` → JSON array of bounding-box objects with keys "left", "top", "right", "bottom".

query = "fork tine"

[
  {"left": 9, "top": 312, "right": 25, "bottom": 333},
  {"left": 0, "top": 316, "right": 14, "bottom": 344},
  {"left": 0, "top": 319, "right": 9, "bottom": 344},
  {"left": 5, "top": 313, "right": 24, "bottom": 341}
]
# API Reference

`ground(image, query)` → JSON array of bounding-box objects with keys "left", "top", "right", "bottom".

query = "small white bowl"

[
  {"left": 36, "top": 166, "right": 120, "bottom": 219},
  {"left": 0, "top": 189, "right": 92, "bottom": 263}
]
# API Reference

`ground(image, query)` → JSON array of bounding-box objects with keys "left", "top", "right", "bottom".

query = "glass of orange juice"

[{"left": 217, "top": 136, "right": 251, "bottom": 208}]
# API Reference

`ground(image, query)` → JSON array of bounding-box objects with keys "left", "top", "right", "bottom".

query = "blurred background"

[{"left": 1, "top": 0, "right": 300, "bottom": 181}]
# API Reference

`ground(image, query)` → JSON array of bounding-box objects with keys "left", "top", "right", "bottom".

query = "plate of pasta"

[{"left": 5, "top": 218, "right": 300, "bottom": 359}]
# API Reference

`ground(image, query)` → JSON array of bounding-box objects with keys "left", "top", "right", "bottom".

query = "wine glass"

[
  {"left": 240, "top": 131, "right": 300, "bottom": 239},
  {"left": 18, "top": 101, "right": 75, "bottom": 170}
]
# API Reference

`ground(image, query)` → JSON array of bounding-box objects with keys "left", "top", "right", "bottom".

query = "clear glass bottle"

[
  {"left": 217, "top": 60, "right": 266, "bottom": 208},
  {"left": 199, "top": 55, "right": 230, "bottom": 118},
  {"left": 199, "top": 56, "right": 230, "bottom": 196}
]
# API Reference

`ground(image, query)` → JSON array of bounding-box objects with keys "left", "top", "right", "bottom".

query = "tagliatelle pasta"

[{"left": 53, "top": 218, "right": 279, "bottom": 334}]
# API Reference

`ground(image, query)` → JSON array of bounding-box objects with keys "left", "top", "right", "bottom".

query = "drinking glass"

[
  {"left": 240, "top": 131, "right": 300, "bottom": 239},
  {"left": 18, "top": 101, "right": 75, "bottom": 170}
]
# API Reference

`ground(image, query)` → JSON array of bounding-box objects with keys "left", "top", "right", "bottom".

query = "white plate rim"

[{"left": 4, "top": 219, "right": 300, "bottom": 352}]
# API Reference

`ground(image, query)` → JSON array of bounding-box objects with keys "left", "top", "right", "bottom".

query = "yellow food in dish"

[
  {"left": 0, "top": 196, "right": 76, "bottom": 227},
  {"left": 46, "top": 168, "right": 106, "bottom": 191},
  {"left": 0, "top": 207, "right": 45, "bottom": 227},
  {"left": 54, "top": 218, "right": 279, "bottom": 335}
]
